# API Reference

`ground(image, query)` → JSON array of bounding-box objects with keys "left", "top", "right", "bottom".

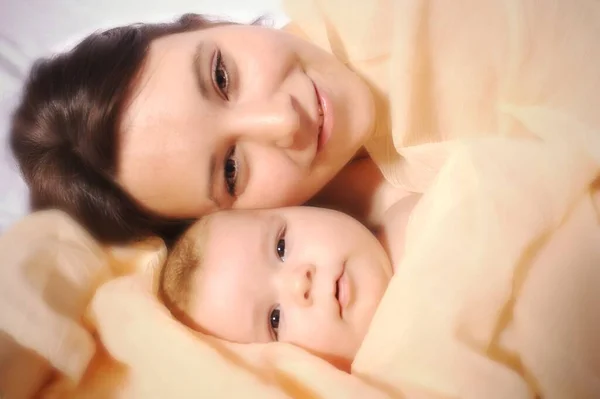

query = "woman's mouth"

[
  {"left": 318, "top": 102, "right": 324, "bottom": 137},
  {"left": 313, "top": 81, "right": 332, "bottom": 154}
]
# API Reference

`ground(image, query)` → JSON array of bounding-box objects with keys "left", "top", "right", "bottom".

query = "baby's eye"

[
  {"left": 269, "top": 305, "right": 281, "bottom": 341},
  {"left": 276, "top": 236, "right": 286, "bottom": 261}
]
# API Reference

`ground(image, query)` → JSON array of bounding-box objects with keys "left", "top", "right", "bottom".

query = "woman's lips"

[
  {"left": 313, "top": 82, "right": 332, "bottom": 154},
  {"left": 317, "top": 98, "right": 324, "bottom": 131}
]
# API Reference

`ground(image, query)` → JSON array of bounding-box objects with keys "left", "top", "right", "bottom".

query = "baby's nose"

[{"left": 288, "top": 263, "right": 315, "bottom": 307}]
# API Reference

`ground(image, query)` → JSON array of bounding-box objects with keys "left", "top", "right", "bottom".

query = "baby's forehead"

[
  {"left": 183, "top": 209, "right": 260, "bottom": 250},
  {"left": 200, "top": 209, "right": 270, "bottom": 229},
  {"left": 189, "top": 213, "right": 268, "bottom": 286},
  {"left": 187, "top": 208, "right": 287, "bottom": 267},
  {"left": 190, "top": 206, "right": 348, "bottom": 244}
]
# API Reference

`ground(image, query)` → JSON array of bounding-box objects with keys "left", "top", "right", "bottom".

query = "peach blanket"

[{"left": 1, "top": 106, "right": 599, "bottom": 398}]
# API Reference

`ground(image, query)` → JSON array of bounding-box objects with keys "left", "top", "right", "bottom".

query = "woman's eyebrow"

[{"left": 192, "top": 42, "right": 211, "bottom": 100}]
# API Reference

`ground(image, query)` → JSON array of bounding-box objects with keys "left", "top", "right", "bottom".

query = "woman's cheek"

[{"left": 244, "top": 159, "right": 315, "bottom": 208}]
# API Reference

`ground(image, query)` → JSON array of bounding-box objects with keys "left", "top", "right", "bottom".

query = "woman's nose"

[
  {"left": 229, "top": 93, "right": 300, "bottom": 148},
  {"left": 285, "top": 263, "right": 315, "bottom": 307}
]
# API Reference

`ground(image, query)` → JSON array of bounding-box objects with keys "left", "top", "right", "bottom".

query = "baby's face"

[{"left": 186, "top": 207, "right": 392, "bottom": 370}]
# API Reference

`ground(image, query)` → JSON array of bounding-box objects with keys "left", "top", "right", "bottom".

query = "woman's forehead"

[{"left": 122, "top": 38, "right": 198, "bottom": 129}]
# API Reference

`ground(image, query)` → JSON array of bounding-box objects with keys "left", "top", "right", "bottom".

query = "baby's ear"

[{"left": 106, "top": 237, "right": 167, "bottom": 295}]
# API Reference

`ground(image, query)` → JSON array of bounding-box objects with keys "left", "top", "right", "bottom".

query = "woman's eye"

[
  {"left": 224, "top": 146, "right": 238, "bottom": 197},
  {"left": 269, "top": 306, "right": 281, "bottom": 341},
  {"left": 213, "top": 50, "right": 229, "bottom": 100},
  {"left": 276, "top": 231, "right": 286, "bottom": 261}
]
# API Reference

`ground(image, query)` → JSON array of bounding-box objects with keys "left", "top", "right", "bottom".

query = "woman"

[
  {"left": 11, "top": 0, "right": 600, "bottom": 243},
  {"left": 10, "top": 11, "right": 397, "bottom": 244}
]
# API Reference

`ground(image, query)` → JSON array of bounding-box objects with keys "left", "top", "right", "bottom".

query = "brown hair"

[
  {"left": 159, "top": 216, "right": 212, "bottom": 321},
  {"left": 10, "top": 14, "right": 228, "bottom": 244}
]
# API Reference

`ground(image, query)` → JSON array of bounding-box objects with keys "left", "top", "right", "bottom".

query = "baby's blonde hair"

[{"left": 159, "top": 216, "right": 212, "bottom": 320}]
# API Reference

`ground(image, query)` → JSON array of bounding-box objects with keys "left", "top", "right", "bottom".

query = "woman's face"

[{"left": 117, "top": 24, "right": 375, "bottom": 218}]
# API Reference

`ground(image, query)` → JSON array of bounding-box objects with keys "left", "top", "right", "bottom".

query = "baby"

[{"left": 158, "top": 198, "right": 419, "bottom": 371}]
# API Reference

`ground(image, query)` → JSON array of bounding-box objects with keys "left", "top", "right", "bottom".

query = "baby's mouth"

[
  {"left": 335, "top": 278, "right": 342, "bottom": 318},
  {"left": 334, "top": 268, "right": 344, "bottom": 317},
  {"left": 334, "top": 262, "right": 348, "bottom": 318}
]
